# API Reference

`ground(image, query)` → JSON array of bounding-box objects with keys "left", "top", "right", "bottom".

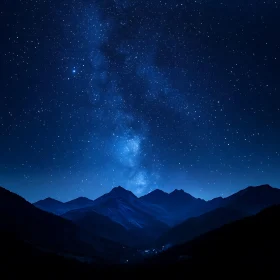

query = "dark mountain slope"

[
  {"left": 222, "top": 184, "right": 280, "bottom": 214},
  {"left": 156, "top": 207, "right": 246, "bottom": 247},
  {"left": 75, "top": 186, "right": 170, "bottom": 242},
  {"left": 140, "top": 189, "right": 208, "bottom": 225},
  {"left": 62, "top": 209, "right": 138, "bottom": 247},
  {"left": 0, "top": 186, "right": 133, "bottom": 262},
  {"left": 64, "top": 197, "right": 95, "bottom": 209},
  {"left": 155, "top": 185, "right": 280, "bottom": 248},
  {"left": 61, "top": 186, "right": 171, "bottom": 247},
  {"left": 33, "top": 197, "right": 68, "bottom": 215},
  {"left": 154, "top": 204, "right": 280, "bottom": 265},
  {"left": 0, "top": 230, "right": 94, "bottom": 278},
  {"left": 140, "top": 185, "right": 280, "bottom": 227}
]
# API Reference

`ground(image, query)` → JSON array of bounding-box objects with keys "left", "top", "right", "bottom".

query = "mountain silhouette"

[
  {"left": 34, "top": 196, "right": 95, "bottom": 215},
  {"left": 154, "top": 184, "right": 280, "bottom": 248},
  {"left": 2, "top": 184, "right": 280, "bottom": 276},
  {"left": 32, "top": 184, "right": 280, "bottom": 250},
  {"left": 0, "top": 230, "right": 95, "bottom": 278},
  {"left": 140, "top": 189, "right": 169, "bottom": 204},
  {"left": 156, "top": 207, "right": 246, "bottom": 247},
  {"left": 110, "top": 186, "right": 136, "bottom": 197},
  {"left": 0, "top": 186, "right": 134, "bottom": 262},
  {"left": 64, "top": 197, "right": 95, "bottom": 209},
  {"left": 155, "top": 203, "right": 280, "bottom": 266},
  {"left": 221, "top": 184, "right": 280, "bottom": 214},
  {"left": 33, "top": 197, "right": 68, "bottom": 215},
  {"left": 140, "top": 188, "right": 207, "bottom": 224},
  {"left": 62, "top": 208, "right": 138, "bottom": 247},
  {"left": 2, "top": 200, "right": 279, "bottom": 277},
  {"left": 63, "top": 186, "right": 170, "bottom": 246}
]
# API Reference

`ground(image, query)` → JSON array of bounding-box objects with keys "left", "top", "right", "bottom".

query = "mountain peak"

[
  {"left": 113, "top": 185, "right": 126, "bottom": 190},
  {"left": 255, "top": 184, "right": 272, "bottom": 189},
  {"left": 170, "top": 189, "right": 192, "bottom": 197},
  {"left": 151, "top": 188, "right": 166, "bottom": 194},
  {"left": 147, "top": 189, "right": 168, "bottom": 197},
  {"left": 33, "top": 197, "right": 64, "bottom": 212},
  {"left": 139, "top": 189, "right": 169, "bottom": 204},
  {"left": 246, "top": 184, "right": 272, "bottom": 190},
  {"left": 110, "top": 186, "right": 135, "bottom": 197},
  {"left": 235, "top": 184, "right": 274, "bottom": 197},
  {"left": 67, "top": 197, "right": 93, "bottom": 203},
  {"left": 171, "top": 189, "right": 185, "bottom": 194},
  {"left": 43, "top": 197, "right": 61, "bottom": 202},
  {"left": 169, "top": 189, "right": 197, "bottom": 201}
]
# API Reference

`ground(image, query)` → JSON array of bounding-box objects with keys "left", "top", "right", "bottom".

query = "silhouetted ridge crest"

[
  {"left": 66, "top": 197, "right": 94, "bottom": 204},
  {"left": 37, "top": 197, "right": 62, "bottom": 203},
  {"left": 151, "top": 189, "right": 167, "bottom": 195},
  {"left": 169, "top": 189, "right": 197, "bottom": 200},
  {"left": 171, "top": 189, "right": 184, "bottom": 193},
  {"left": 109, "top": 186, "right": 136, "bottom": 198},
  {"left": 170, "top": 189, "right": 190, "bottom": 195},
  {"left": 142, "top": 189, "right": 168, "bottom": 199},
  {"left": 68, "top": 196, "right": 91, "bottom": 201},
  {"left": 0, "top": 186, "right": 30, "bottom": 208},
  {"left": 228, "top": 184, "right": 275, "bottom": 199}
]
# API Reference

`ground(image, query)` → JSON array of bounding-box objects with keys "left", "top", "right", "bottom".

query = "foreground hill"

[
  {"left": 0, "top": 186, "right": 135, "bottom": 263},
  {"left": 3, "top": 203, "right": 280, "bottom": 277},
  {"left": 0, "top": 230, "right": 93, "bottom": 278},
  {"left": 153, "top": 203, "right": 280, "bottom": 265}
]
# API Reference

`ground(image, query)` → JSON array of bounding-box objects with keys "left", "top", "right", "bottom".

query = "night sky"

[{"left": 1, "top": 0, "right": 279, "bottom": 202}]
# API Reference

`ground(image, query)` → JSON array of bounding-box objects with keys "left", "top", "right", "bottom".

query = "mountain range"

[
  {"left": 32, "top": 184, "right": 280, "bottom": 249},
  {"left": 0, "top": 183, "right": 280, "bottom": 269}
]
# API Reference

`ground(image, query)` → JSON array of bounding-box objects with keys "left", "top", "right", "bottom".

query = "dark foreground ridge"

[
  {"left": 152, "top": 204, "right": 280, "bottom": 265},
  {"left": 1, "top": 204, "right": 280, "bottom": 278}
]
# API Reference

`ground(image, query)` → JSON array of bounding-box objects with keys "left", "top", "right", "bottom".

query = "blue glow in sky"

[{"left": 1, "top": 0, "right": 280, "bottom": 202}]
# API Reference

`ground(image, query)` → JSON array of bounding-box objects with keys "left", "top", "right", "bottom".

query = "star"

[{"left": 0, "top": 0, "right": 279, "bottom": 201}]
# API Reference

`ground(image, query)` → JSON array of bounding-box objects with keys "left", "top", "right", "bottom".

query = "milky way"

[{"left": 0, "top": 1, "right": 280, "bottom": 201}]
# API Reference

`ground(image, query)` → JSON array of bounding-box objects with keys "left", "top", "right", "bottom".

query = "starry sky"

[{"left": 1, "top": 0, "right": 280, "bottom": 202}]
